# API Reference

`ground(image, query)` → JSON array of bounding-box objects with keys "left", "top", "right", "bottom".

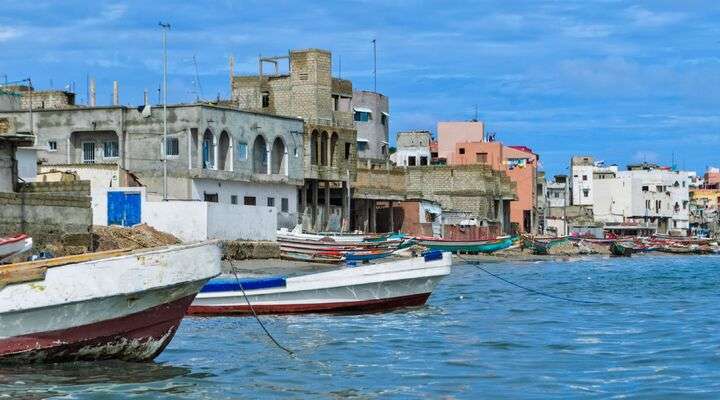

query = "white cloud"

[
  {"left": 624, "top": 6, "right": 686, "bottom": 28},
  {"left": 0, "top": 26, "right": 22, "bottom": 42},
  {"left": 563, "top": 24, "right": 614, "bottom": 38}
]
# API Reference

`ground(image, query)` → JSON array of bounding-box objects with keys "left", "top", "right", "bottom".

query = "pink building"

[{"left": 436, "top": 121, "right": 484, "bottom": 161}]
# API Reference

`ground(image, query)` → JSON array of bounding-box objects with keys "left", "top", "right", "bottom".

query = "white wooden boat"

[
  {"left": 188, "top": 251, "right": 451, "bottom": 315},
  {"left": 0, "top": 241, "right": 221, "bottom": 363},
  {"left": 0, "top": 234, "right": 33, "bottom": 262}
]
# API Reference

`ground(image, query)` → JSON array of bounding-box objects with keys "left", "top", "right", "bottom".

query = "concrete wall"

[
  {"left": 0, "top": 181, "right": 92, "bottom": 249},
  {"left": 16, "top": 147, "right": 38, "bottom": 182},
  {"left": 143, "top": 200, "right": 277, "bottom": 242},
  {"left": 0, "top": 92, "right": 21, "bottom": 111},
  {"left": 0, "top": 141, "right": 13, "bottom": 192},
  {"left": 352, "top": 91, "right": 389, "bottom": 160},
  {"left": 436, "top": 121, "right": 484, "bottom": 161}
]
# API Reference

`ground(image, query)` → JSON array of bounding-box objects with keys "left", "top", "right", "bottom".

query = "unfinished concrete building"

[
  {"left": 2, "top": 85, "right": 76, "bottom": 110},
  {"left": 232, "top": 48, "right": 357, "bottom": 232},
  {"left": 351, "top": 90, "right": 389, "bottom": 162}
]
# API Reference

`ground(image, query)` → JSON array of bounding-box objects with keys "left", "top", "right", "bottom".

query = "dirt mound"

[{"left": 92, "top": 224, "right": 181, "bottom": 252}]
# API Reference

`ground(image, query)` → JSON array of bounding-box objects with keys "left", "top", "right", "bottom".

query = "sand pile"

[{"left": 91, "top": 224, "right": 181, "bottom": 252}]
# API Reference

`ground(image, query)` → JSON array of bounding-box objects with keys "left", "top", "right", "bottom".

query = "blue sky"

[{"left": 1, "top": 1, "right": 719, "bottom": 176}]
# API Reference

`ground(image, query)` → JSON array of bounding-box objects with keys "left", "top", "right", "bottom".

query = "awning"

[
  {"left": 381, "top": 111, "right": 390, "bottom": 117},
  {"left": 356, "top": 137, "right": 369, "bottom": 143},
  {"left": 353, "top": 107, "right": 372, "bottom": 113}
]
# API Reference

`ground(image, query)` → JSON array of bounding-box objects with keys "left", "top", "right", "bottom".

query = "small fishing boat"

[
  {"left": 0, "top": 234, "right": 33, "bottom": 262},
  {"left": 610, "top": 241, "right": 635, "bottom": 257},
  {"left": 0, "top": 242, "right": 221, "bottom": 363},
  {"left": 344, "top": 249, "right": 394, "bottom": 263},
  {"left": 414, "top": 237, "right": 513, "bottom": 254},
  {"left": 521, "top": 235, "right": 568, "bottom": 255},
  {"left": 280, "top": 250, "right": 345, "bottom": 263},
  {"left": 188, "top": 251, "right": 452, "bottom": 315}
]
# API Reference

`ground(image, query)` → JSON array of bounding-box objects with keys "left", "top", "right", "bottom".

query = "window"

[
  {"left": 645, "top": 199, "right": 651, "bottom": 209},
  {"left": 230, "top": 195, "right": 238, "bottom": 205},
  {"left": 267, "top": 197, "right": 275, "bottom": 207},
  {"left": 48, "top": 140, "right": 58, "bottom": 151},
  {"left": 262, "top": 92, "right": 270, "bottom": 108},
  {"left": 683, "top": 200, "right": 688, "bottom": 209},
  {"left": 244, "top": 196, "right": 256, "bottom": 206},
  {"left": 459, "top": 148, "right": 465, "bottom": 155},
  {"left": 582, "top": 188, "right": 589, "bottom": 197},
  {"left": 381, "top": 145, "right": 387, "bottom": 155},
  {"left": 420, "top": 156, "right": 428, "bottom": 166},
  {"left": 408, "top": 156, "right": 417, "bottom": 166},
  {"left": 476, "top": 152, "right": 488, "bottom": 163},
  {"left": 204, "top": 193, "right": 218, "bottom": 202},
  {"left": 294, "top": 147, "right": 298, "bottom": 157},
  {"left": 344, "top": 142, "right": 351, "bottom": 160},
  {"left": 642, "top": 185, "right": 649, "bottom": 192},
  {"left": 656, "top": 185, "right": 663, "bottom": 192},
  {"left": 103, "top": 141, "right": 119, "bottom": 158},
  {"left": 164, "top": 137, "right": 179, "bottom": 156},
  {"left": 354, "top": 111, "right": 371, "bottom": 122},
  {"left": 332, "top": 95, "right": 339, "bottom": 111},
  {"left": 682, "top": 181, "right": 686, "bottom": 187},
  {"left": 237, "top": 142, "right": 248, "bottom": 160},
  {"left": 582, "top": 175, "right": 587, "bottom": 181},
  {"left": 82, "top": 142, "right": 95, "bottom": 164},
  {"left": 381, "top": 113, "right": 388, "bottom": 126},
  {"left": 357, "top": 141, "right": 368, "bottom": 151},
  {"left": 281, "top": 198, "right": 289, "bottom": 212}
]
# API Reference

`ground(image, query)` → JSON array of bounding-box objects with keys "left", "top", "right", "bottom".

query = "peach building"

[
  {"left": 449, "top": 140, "right": 538, "bottom": 233},
  {"left": 436, "top": 121, "right": 484, "bottom": 161}
]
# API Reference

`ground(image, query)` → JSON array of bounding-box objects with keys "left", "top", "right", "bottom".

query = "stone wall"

[{"left": 0, "top": 181, "right": 92, "bottom": 251}]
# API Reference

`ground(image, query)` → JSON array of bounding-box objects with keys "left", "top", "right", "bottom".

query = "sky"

[{"left": 1, "top": 1, "right": 719, "bottom": 176}]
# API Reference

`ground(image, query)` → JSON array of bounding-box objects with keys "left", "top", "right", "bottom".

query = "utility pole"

[
  {"left": 372, "top": 39, "right": 377, "bottom": 92},
  {"left": 159, "top": 22, "right": 171, "bottom": 201}
]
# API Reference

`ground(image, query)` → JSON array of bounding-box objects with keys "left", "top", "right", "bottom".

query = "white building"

[
  {"left": 570, "top": 155, "right": 618, "bottom": 206},
  {"left": 592, "top": 164, "right": 690, "bottom": 234},
  {"left": 546, "top": 175, "right": 570, "bottom": 208},
  {"left": 390, "top": 130, "right": 432, "bottom": 167}
]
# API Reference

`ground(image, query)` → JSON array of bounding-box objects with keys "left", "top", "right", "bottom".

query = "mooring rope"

[
  {"left": 455, "top": 254, "right": 602, "bottom": 304},
  {"left": 230, "top": 268, "right": 296, "bottom": 356}
]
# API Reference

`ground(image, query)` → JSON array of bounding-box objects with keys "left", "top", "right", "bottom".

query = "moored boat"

[
  {"left": 521, "top": 235, "right": 568, "bottom": 255},
  {"left": 0, "top": 241, "right": 221, "bottom": 363},
  {"left": 188, "top": 251, "right": 452, "bottom": 315},
  {"left": 610, "top": 241, "right": 635, "bottom": 257},
  {"left": 0, "top": 234, "right": 33, "bottom": 262},
  {"left": 415, "top": 237, "right": 513, "bottom": 254}
]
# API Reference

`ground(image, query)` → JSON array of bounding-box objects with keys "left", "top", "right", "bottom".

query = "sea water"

[{"left": 2, "top": 255, "right": 720, "bottom": 399}]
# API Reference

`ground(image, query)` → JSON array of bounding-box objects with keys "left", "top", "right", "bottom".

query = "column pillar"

[
  {"left": 266, "top": 144, "right": 271, "bottom": 175},
  {"left": 324, "top": 181, "right": 331, "bottom": 231},
  {"left": 370, "top": 200, "right": 377, "bottom": 233},
  {"left": 212, "top": 135, "right": 219, "bottom": 170},
  {"left": 312, "top": 180, "right": 319, "bottom": 230},
  {"left": 341, "top": 181, "right": 347, "bottom": 232},
  {"left": 497, "top": 199, "right": 505, "bottom": 234},
  {"left": 389, "top": 200, "right": 395, "bottom": 233}
]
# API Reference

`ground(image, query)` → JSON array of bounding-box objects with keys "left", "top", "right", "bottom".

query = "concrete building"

[
  {"left": 390, "top": 130, "right": 432, "bottom": 167},
  {"left": 570, "top": 156, "right": 619, "bottom": 206},
  {"left": 3, "top": 85, "right": 76, "bottom": 110},
  {"left": 592, "top": 163, "right": 690, "bottom": 234},
  {"left": 351, "top": 91, "right": 389, "bottom": 161},
  {"left": 231, "top": 49, "right": 356, "bottom": 232},
  {"left": 444, "top": 139, "right": 539, "bottom": 233},
  {"left": 436, "top": 121, "right": 484, "bottom": 161},
  {"left": 705, "top": 167, "right": 720, "bottom": 188},
  {"left": 0, "top": 103, "right": 305, "bottom": 230},
  {"left": 546, "top": 175, "right": 569, "bottom": 208}
]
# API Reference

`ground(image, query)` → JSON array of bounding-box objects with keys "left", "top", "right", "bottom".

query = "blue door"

[{"left": 108, "top": 192, "right": 142, "bottom": 227}]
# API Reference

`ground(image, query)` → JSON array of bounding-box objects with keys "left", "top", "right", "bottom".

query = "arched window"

[
  {"left": 271, "top": 137, "right": 286, "bottom": 175},
  {"left": 310, "top": 130, "right": 319, "bottom": 165},
  {"left": 253, "top": 135, "right": 267, "bottom": 174},
  {"left": 218, "top": 131, "right": 231, "bottom": 171}
]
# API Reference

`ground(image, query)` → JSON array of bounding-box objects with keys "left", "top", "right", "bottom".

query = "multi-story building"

[
  {"left": 570, "top": 156, "right": 619, "bottom": 206},
  {"left": 439, "top": 123, "right": 539, "bottom": 233},
  {"left": 351, "top": 90, "right": 389, "bottom": 162},
  {"left": 391, "top": 131, "right": 432, "bottom": 167},
  {"left": 231, "top": 49, "right": 356, "bottom": 231},
  {"left": 0, "top": 103, "right": 305, "bottom": 229},
  {"left": 546, "top": 175, "right": 570, "bottom": 208},
  {"left": 592, "top": 163, "right": 690, "bottom": 234}
]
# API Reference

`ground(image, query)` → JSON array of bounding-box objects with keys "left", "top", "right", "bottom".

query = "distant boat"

[
  {"left": 610, "top": 241, "right": 635, "bottom": 257},
  {"left": 0, "top": 242, "right": 221, "bottom": 363},
  {"left": 188, "top": 251, "right": 452, "bottom": 315},
  {"left": 344, "top": 249, "right": 394, "bottom": 262},
  {"left": 0, "top": 234, "right": 33, "bottom": 262},
  {"left": 415, "top": 237, "right": 513, "bottom": 254},
  {"left": 521, "top": 235, "right": 568, "bottom": 255}
]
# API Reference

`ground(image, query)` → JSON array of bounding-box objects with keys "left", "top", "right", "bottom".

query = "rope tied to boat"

[
  {"left": 229, "top": 267, "right": 296, "bottom": 357},
  {"left": 455, "top": 254, "right": 602, "bottom": 304}
]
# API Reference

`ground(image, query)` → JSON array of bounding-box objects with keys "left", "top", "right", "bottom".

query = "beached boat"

[
  {"left": 414, "top": 237, "right": 513, "bottom": 254},
  {"left": 0, "top": 234, "right": 33, "bottom": 262},
  {"left": 0, "top": 242, "right": 221, "bottom": 363},
  {"left": 188, "top": 251, "right": 452, "bottom": 315},
  {"left": 521, "top": 235, "right": 568, "bottom": 255},
  {"left": 344, "top": 249, "right": 394, "bottom": 262},
  {"left": 610, "top": 241, "right": 635, "bottom": 257}
]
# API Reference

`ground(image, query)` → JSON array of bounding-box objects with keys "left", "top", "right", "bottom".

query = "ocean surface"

[{"left": 2, "top": 255, "right": 720, "bottom": 399}]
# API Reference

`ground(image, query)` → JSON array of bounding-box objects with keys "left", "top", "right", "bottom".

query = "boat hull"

[
  {"left": 189, "top": 252, "right": 452, "bottom": 315},
  {"left": 417, "top": 238, "right": 512, "bottom": 253},
  {"left": 0, "top": 242, "right": 221, "bottom": 363}
]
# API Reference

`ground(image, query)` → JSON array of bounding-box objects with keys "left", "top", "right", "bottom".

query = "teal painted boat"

[
  {"left": 416, "top": 237, "right": 513, "bottom": 254},
  {"left": 521, "top": 235, "right": 568, "bottom": 255}
]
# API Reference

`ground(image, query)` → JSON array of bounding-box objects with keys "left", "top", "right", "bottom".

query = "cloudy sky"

[{"left": 1, "top": 1, "right": 719, "bottom": 175}]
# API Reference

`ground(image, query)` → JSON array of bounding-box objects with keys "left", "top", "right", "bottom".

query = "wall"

[
  {"left": 0, "top": 141, "right": 13, "bottom": 192},
  {"left": 143, "top": 200, "right": 277, "bottom": 242},
  {"left": 0, "top": 181, "right": 92, "bottom": 249},
  {"left": 0, "top": 92, "right": 21, "bottom": 111},
  {"left": 352, "top": 91, "right": 389, "bottom": 161},
  {"left": 16, "top": 147, "right": 38, "bottom": 182},
  {"left": 393, "top": 131, "right": 432, "bottom": 166}
]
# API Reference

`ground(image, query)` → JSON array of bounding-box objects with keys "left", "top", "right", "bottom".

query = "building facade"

[
  {"left": 436, "top": 121, "right": 484, "bottom": 161},
  {"left": 391, "top": 130, "right": 432, "bottom": 167},
  {"left": 232, "top": 49, "right": 356, "bottom": 232},
  {"left": 351, "top": 90, "right": 389, "bottom": 161},
  {"left": 0, "top": 103, "right": 305, "bottom": 229}
]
